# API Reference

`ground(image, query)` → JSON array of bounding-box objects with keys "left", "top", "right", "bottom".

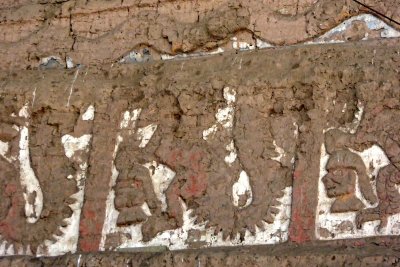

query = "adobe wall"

[{"left": 0, "top": 0, "right": 400, "bottom": 266}]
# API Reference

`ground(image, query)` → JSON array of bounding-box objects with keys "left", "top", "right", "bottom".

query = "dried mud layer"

[
  {"left": 0, "top": 38, "right": 400, "bottom": 263},
  {"left": 0, "top": 0, "right": 400, "bottom": 70}
]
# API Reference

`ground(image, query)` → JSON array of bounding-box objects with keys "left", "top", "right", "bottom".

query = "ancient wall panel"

[
  {"left": 0, "top": 38, "right": 399, "bottom": 257},
  {"left": 316, "top": 82, "right": 400, "bottom": 239}
]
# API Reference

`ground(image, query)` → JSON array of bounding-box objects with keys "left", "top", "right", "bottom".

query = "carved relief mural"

[
  {"left": 100, "top": 86, "right": 297, "bottom": 250},
  {"left": 317, "top": 95, "right": 400, "bottom": 238},
  {"left": 0, "top": 100, "right": 94, "bottom": 256}
]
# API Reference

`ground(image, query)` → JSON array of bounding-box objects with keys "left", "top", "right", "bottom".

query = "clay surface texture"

[{"left": 1, "top": 0, "right": 400, "bottom": 265}]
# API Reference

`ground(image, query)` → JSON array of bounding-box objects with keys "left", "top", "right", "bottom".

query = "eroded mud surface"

[
  {"left": 0, "top": 0, "right": 400, "bottom": 70},
  {"left": 0, "top": 39, "right": 399, "bottom": 260}
]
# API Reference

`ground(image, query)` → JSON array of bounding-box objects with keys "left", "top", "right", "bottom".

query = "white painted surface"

[
  {"left": 271, "top": 140, "right": 285, "bottom": 163},
  {"left": 61, "top": 134, "right": 92, "bottom": 159},
  {"left": 232, "top": 171, "right": 253, "bottom": 209},
  {"left": 18, "top": 104, "right": 29, "bottom": 118},
  {"left": 19, "top": 126, "right": 43, "bottom": 224},
  {"left": 66, "top": 56, "right": 74, "bottom": 69},
  {"left": 137, "top": 124, "right": 157, "bottom": 148},
  {"left": 256, "top": 39, "right": 274, "bottom": 49},
  {"left": 161, "top": 48, "right": 224, "bottom": 61},
  {"left": 202, "top": 125, "right": 217, "bottom": 140},
  {"left": 232, "top": 37, "right": 255, "bottom": 51},
  {"left": 0, "top": 140, "right": 15, "bottom": 163},
  {"left": 224, "top": 141, "right": 237, "bottom": 165},
  {"left": 143, "top": 162, "right": 176, "bottom": 212},
  {"left": 203, "top": 87, "right": 236, "bottom": 138},
  {"left": 40, "top": 56, "right": 62, "bottom": 66},
  {"left": 82, "top": 105, "right": 95, "bottom": 121},
  {"left": 309, "top": 14, "right": 400, "bottom": 44}
]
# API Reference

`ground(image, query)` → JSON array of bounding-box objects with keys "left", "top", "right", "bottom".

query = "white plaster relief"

[
  {"left": 203, "top": 87, "right": 236, "bottom": 139},
  {"left": 271, "top": 140, "right": 285, "bottom": 163},
  {"left": 315, "top": 100, "right": 400, "bottom": 239},
  {"left": 161, "top": 48, "right": 224, "bottom": 61},
  {"left": 202, "top": 124, "right": 217, "bottom": 140},
  {"left": 66, "top": 69, "right": 80, "bottom": 107},
  {"left": 82, "top": 105, "right": 95, "bottom": 121},
  {"left": 102, "top": 185, "right": 291, "bottom": 251},
  {"left": 66, "top": 56, "right": 74, "bottom": 69},
  {"left": 40, "top": 56, "right": 62, "bottom": 66},
  {"left": 143, "top": 161, "right": 176, "bottom": 212},
  {"left": 232, "top": 171, "right": 253, "bottom": 209},
  {"left": 137, "top": 124, "right": 158, "bottom": 148},
  {"left": 232, "top": 37, "right": 255, "bottom": 51},
  {"left": 19, "top": 126, "right": 44, "bottom": 224},
  {"left": 224, "top": 141, "right": 237, "bottom": 165},
  {"left": 61, "top": 135, "right": 92, "bottom": 159},
  {"left": 141, "top": 202, "right": 152, "bottom": 217}
]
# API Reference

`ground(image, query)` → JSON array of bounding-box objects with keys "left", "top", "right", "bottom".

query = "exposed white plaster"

[
  {"left": 232, "top": 171, "right": 253, "bottom": 209},
  {"left": 66, "top": 56, "right": 74, "bottom": 69},
  {"left": 61, "top": 134, "right": 92, "bottom": 159},
  {"left": 0, "top": 140, "right": 15, "bottom": 163},
  {"left": 308, "top": 14, "right": 400, "bottom": 45},
  {"left": 203, "top": 87, "right": 236, "bottom": 140},
  {"left": 82, "top": 105, "right": 95, "bottom": 121},
  {"left": 6, "top": 244, "right": 14, "bottom": 255},
  {"left": 137, "top": 124, "right": 157, "bottom": 148},
  {"left": 256, "top": 39, "right": 274, "bottom": 49},
  {"left": 19, "top": 126, "right": 43, "bottom": 224},
  {"left": 143, "top": 161, "right": 176, "bottom": 212},
  {"left": 77, "top": 254, "right": 82, "bottom": 267},
  {"left": 40, "top": 56, "right": 62, "bottom": 66},
  {"left": 224, "top": 141, "right": 237, "bottom": 165},
  {"left": 66, "top": 69, "right": 80, "bottom": 107},
  {"left": 271, "top": 140, "right": 285, "bottom": 163},
  {"left": 32, "top": 87, "right": 37, "bottom": 107},
  {"left": 18, "top": 103, "right": 29, "bottom": 119},
  {"left": 141, "top": 202, "right": 152, "bottom": 217},
  {"left": 99, "top": 134, "right": 123, "bottom": 250},
  {"left": 202, "top": 125, "right": 217, "bottom": 140},
  {"left": 0, "top": 241, "right": 5, "bottom": 255},
  {"left": 216, "top": 87, "right": 236, "bottom": 129},
  {"left": 232, "top": 37, "right": 255, "bottom": 51},
  {"left": 161, "top": 48, "right": 224, "bottom": 61},
  {"left": 120, "top": 109, "right": 142, "bottom": 130}
]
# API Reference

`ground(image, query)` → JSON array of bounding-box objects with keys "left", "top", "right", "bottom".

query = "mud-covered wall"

[
  {"left": 1, "top": 0, "right": 400, "bottom": 264},
  {"left": 0, "top": 0, "right": 400, "bottom": 70},
  {"left": 0, "top": 38, "right": 399, "bottom": 258}
]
